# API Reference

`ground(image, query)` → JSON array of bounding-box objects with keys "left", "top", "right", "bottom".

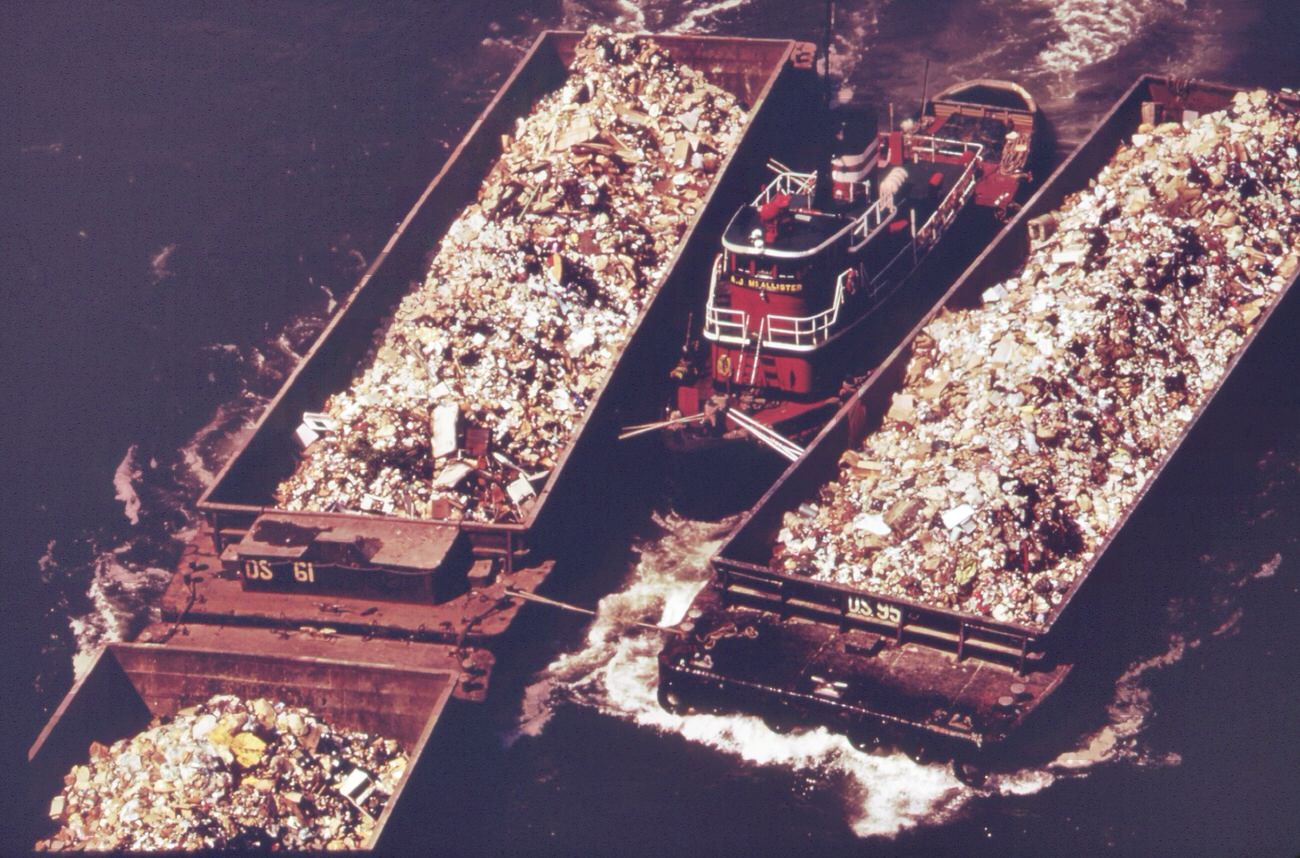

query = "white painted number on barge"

[
  {"left": 847, "top": 596, "right": 901, "bottom": 625},
  {"left": 242, "top": 559, "right": 315, "bottom": 583}
]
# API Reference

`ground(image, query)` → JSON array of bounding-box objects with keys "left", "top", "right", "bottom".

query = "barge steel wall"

[
  {"left": 712, "top": 76, "right": 1300, "bottom": 662},
  {"left": 27, "top": 643, "right": 457, "bottom": 850},
  {"left": 198, "top": 31, "right": 814, "bottom": 563}
]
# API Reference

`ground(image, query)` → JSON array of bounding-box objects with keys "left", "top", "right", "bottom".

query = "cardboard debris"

[
  {"left": 37, "top": 695, "right": 407, "bottom": 852},
  {"left": 775, "top": 91, "right": 1300, "bottom": 627},
  {"left": 275, "top": 28, "right": 746, "bottom": 524}
]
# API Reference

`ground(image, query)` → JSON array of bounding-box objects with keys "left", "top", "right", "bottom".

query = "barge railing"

[{"left": 713, "top": 557, "right": 1041, "bottom": 672}]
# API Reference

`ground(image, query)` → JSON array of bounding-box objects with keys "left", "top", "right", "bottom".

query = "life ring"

[{"left": 716, "top": 352, "right": 733, "bottom": 379}]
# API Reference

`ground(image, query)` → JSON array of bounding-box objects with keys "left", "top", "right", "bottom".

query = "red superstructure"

[{"left": 667, "top": 80, "right": 1038, "bottom": 459}]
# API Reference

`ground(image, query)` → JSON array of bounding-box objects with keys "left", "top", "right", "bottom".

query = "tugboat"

[{"left": 659, "top": 80, "right": 1039, "bottom": 461}]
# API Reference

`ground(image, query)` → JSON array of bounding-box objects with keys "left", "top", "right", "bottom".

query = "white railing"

[
  {"left": 762, "top": 268, "right": 853, "bottom": 351},
  {"left": 907, "top": 135, "right": 984, "bottom": 164},
  {"left": 705, "top": 306, "right": 748, "bottom": 344},
  {"left": 913, "top": 157, "right": 979, "bottom": 251},
  {"left": 917, "top": 180, "right": 973, "bottom": 245},
  {"left": 864, "top": 156, "right": 981, "bottom": 293},
  {"left": 702, "top": 254, "right": 748, "bottom": 345},
  {"left": 703, "top": 266, "right": 854, "bottom": 355},
  {"left": 847, "top": 195, "right": 897, "bottom": 249},
  {"left": 748, "top": 317, "right": 765, "bottom": 385},
  {"left": 751, "top": 169, "right": 817, "bottom": 207},
  {"left": 851, "top": 135, "right": 984, "bottom": 256}
]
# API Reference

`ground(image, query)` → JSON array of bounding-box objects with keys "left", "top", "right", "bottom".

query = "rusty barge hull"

[
  {"left": 659, "top": 76, "right": 1300, "bottom": 751},
  {"left": 28, "top": 642, "right": 456, "bottom": 851}
]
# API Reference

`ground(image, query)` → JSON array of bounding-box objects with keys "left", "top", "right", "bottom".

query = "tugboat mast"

[{"left": 821, "top": 0, "right": 836, "bottom": 107}]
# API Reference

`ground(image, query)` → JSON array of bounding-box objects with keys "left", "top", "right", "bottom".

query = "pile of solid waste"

[
  {"left": 276, "top": 27, "right": 747, "bottom": 523},
  {"left": 36, "top": 695, "right": 407, "bottom": 852},
  {"left": 774, "top": 90, "right": 1300, "bottom": 628}
]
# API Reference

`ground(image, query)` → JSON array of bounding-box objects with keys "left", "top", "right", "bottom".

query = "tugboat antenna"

[
  {"left": 920, "top": 58, "right": 931, "bottom": 121},
  {"left": 822, "top": 0, "right": 836, "bottom": 104}
]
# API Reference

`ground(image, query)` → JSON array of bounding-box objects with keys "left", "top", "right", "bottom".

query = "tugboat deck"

[
  {"left": 722, "top": 159, "right": 971, "bottom": 257},
  {"left": 725, "top": 193, "right": 851, "bottom": 253}
]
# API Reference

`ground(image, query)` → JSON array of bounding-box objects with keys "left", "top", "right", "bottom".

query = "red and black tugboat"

[{"left": 660, "top": 80, "right": 1039, "bottom": 460}]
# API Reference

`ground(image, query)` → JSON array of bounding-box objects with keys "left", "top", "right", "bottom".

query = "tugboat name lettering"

[
  {"left": 733, "top": 272, "right": 802, "bottom": 293},
  {"left": 847, "top": 596, "right": 901, "bottom": 625}
]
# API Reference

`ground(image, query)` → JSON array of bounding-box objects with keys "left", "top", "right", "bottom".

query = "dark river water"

[{"left": 5, "top": 1, "right": 1299, "bottom": 853}]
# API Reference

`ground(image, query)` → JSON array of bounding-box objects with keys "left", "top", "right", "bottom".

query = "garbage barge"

[
  {"left": 28, "top": 29, "right": 819, "bottom": 851},
  {"left": 658, "top": 75, "right": 1300, "bottom": 752}
]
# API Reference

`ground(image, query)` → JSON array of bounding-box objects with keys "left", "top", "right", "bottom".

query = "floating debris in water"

[
  {"left": 36, "top": 695, "right": 407, "bottom": 852},
  {"left": 276, "top": 27, "right": 747, "bottom": 523},
  {"left": 776, "top": 91, "right": 1300, "bottom": 627}
]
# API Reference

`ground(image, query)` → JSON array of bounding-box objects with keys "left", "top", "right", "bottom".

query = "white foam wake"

[
  {"left": 149, "top": 243, "right": 177, "bottom": 284},
  {"left": 553, "top": 0, "right": 883, "bottom": 105},
  {"left": 515, "top": 500, "right": 1288, "bottom": 836},
  {"left": 1045, "top": 634, "right": 1190, "bottom": 774},
  {"left": 559, "top": 0, "right": 646, "bottom": 32},
  {"left": 68, "top": 550, "right": 174, "bottom": 678},
  {"left": 67, "top": 395, "right": 266, "bottom": 678},
  {"left": 667, "top": 0, "right": 753, "bottom": 34},
  {"left": 827, "top": 2, "right": 887, "bottom": 104},
  {"left": 113, "top": 445, "right": 143, "bottom": 525},
  {"left": 179, "top": 396, "right": 265, "bottom": 491},
  {"left": 1034, "top": 0, "right": 1185, "bottom": 80},
  {"left": 518, "top": 511, "right": 976, "bottom": 839},
  {"left": 1042, "top": 555, "right": 1293, "bottom": 774}
]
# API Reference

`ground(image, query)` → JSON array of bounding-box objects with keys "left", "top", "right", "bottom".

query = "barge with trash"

[
  {"left": 28, "top": 29, "right": 824, "bottom": 851},
  {"left": 660, "top": 80, "right": 1040, "bottom": 461},
  {"left": 658, "top": 75, "right": 1300, "bottom": 754}
]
